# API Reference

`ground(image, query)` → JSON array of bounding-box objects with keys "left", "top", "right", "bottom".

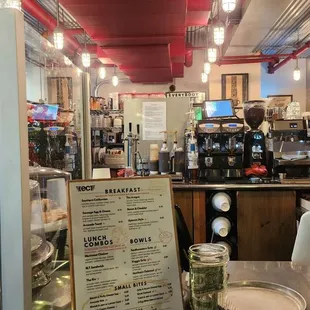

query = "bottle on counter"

[
  {"left": 187, "top": 130, "right": 198, "bottom": 183},
  {"left": 159, "top": 131, "right": 170, "bottom": 175},
  {"left": 170, "top": 131, "right": 178, "bottom": 173},
  {"left": 149, "top": 144, "right": 159, "bottom": 175}
]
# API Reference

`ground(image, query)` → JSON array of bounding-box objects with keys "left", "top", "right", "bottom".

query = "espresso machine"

[
  {"left": 267, "top": 118, "right": 310, "bottom": 182},
  {"left": 197, "top": 118, "right": 244, "bottom": 182},
  {"left": 243, "top": 100, "right": 267, "bottom": 173}
]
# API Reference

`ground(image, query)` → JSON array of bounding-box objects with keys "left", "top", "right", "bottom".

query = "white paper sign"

[
  {"left": 68, "top": 177, "right": 183, "bottom": 310},
  {"left": 142, "top": 101, "right": 166, "bottom": 140}
]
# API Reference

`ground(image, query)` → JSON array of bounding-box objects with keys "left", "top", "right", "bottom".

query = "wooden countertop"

[{"left": 172, "top": 182, "right": 310, "bottom": 190}]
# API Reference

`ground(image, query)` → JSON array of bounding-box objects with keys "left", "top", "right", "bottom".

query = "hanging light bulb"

[
  {"left": 293, "top": 58, "right": 301, "bottom": 81},
  {"left": 81, "top": 50, "right": 91, "bottom": 68},
  {"left": 99, "top": 67, "right": 106, "bottom": 79},
  {"left": 204, "top": 62, "right": 211, "bottom": 74},
  {"left": 64, "top": 56, "right": 72, "bottom": 66},
  {"left": 201, "top": 72, "right": 208, "bottom": 83},
  {"left": 53, "top": 27, "right": 64, "bottom": 50},
  {"left": 112, "top": 75, "right": 119, "bottom": 87},
  {"left": 222, "top": 0, "right": 237, "bottom": 13},
  {"left": 208, "top": 48, "right": 217, "bottom": 63},
  {"left": 77, "top": 68, "right": 82, "bottom": 76},
  {"left": 112, "top": 65, "right": 118, "bottom": 86},
  {"left": 213, "top": 22, "right": 225, "bottom": 46},
  {"left": 53, "top": 2, "right": 63, "bottom": 49}
]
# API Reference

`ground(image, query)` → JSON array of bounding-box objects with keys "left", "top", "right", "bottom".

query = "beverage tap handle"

[
  {"left": 137, "top": 124, "right": 140, "bottom": 136},
  {"left": 129, "top": 122, "right": 132, "bottom": 133}
]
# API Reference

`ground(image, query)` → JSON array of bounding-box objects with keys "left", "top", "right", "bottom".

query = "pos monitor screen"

[{"left": 204, "top": 99, "right": 234, "bottom": 118}]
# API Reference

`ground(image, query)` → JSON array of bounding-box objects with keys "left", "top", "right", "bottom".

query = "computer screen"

[{"left": 204, "top": 100, "right": 234, "bottom": 118}]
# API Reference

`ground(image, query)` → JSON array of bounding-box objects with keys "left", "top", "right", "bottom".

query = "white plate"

[
  {"left": 227, "top": 281, "right": 306, "bottom": 310},
  {"left": 282, "top": 154, "right": 307, "bottom": 160}
]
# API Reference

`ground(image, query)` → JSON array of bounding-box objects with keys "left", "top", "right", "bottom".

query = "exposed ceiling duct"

[{"left": 58, "top": 0, "right": 212, "bottom": 83}]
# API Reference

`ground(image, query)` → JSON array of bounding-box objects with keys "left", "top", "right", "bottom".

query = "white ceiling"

[{"left": 225, "top": 0, "right": 292, "bottom": 56}]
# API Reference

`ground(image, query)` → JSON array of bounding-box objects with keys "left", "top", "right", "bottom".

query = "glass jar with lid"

[{"left": 189, "top": 243, "right": 229, "bottom": 310}]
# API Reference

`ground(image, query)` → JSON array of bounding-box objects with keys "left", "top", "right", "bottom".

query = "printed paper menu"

[{"left": 68, "top": 177, "right": 183, "bottom": 310}]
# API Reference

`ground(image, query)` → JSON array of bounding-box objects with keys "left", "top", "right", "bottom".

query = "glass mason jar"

[{"left": 189, "top": 243, "right": 229, "bottom": 310}]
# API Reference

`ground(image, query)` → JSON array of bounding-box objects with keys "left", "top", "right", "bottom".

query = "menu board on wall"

[
  {"left": 142, "top": 101, "right": 166, "bottom": 140},
  {"left": 68, "top": 177, "right": 183, "bottom": 310}
]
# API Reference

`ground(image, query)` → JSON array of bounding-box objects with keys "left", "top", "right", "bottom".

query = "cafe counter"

[{"left": 172, "top": 182, "right": 310, "bottom": 261}]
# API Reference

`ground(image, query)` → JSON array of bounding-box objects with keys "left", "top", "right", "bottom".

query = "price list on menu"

[{"left": 68, "top": 177, "right": 183, "bottom": 310}]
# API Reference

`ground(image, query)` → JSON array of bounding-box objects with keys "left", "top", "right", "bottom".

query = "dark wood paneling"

[
  {"left": 237, "top": 191, "right": 296, "bottom": 261},
  {"left": 173, "top": 191, "right": 193, "bottom": 238},
  {"left": 193, "top": 191, "right": 206, "bottom": 244}
]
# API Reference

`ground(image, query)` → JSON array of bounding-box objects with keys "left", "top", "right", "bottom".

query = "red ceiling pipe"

[
  {"left": 268, "top": 41, "right": 310, "bottom": 73},
  {"left": 185, "top": 50, "right": 193, "bottom": 67},
  {"left": 63, "top": 28, "right": 84, "bottom": 36},
  {"left": 22, "top": 0, "right": 82, "bottom": 52},
  {"left": 222, "top": 54, "right": 291, "bottom": 59},
  {"left": 22, "top": 0, "right": 56, "bottom": 30},
  {"left": 217, "top": 58, "right": 276, "bottom": 65}
]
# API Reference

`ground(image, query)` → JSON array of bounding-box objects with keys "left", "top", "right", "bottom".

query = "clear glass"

[
  {"left": 189, "top": 244, "right": 229, "bottom": 310},
  {"left": 30, "top": 180, "right": 55, "bottom": 290},
  {"left": 24, "top": 22, "right": 85, "bottom": 308},
  {"left": 25, "top": 23, "right": 84, "bottom": 180},
  {"left": 243, "top": 100, "right": 266, "bottom": 130}
]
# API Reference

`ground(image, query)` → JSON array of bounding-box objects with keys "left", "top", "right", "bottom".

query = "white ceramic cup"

[
  {"left": 212, "top": 192, "right": 231, "bottom": 212},
  {"left": 211, "top": 217, "right": 231, "bottom": 237}
]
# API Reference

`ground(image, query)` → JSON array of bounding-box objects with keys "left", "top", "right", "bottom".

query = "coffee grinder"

[{"left": 243, "top": 100, "right": 267, "bottom": 174}]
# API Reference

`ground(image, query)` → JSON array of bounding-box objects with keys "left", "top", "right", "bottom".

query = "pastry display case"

[
  {"left": 30, "top": 179, "right": 54, "bottom": 290},
  {"left": 29, "top": 166, "right": 70, "bottom": 234}
]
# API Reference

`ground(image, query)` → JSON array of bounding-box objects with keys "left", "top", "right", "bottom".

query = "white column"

[{"left": 0, "top": 8, "right": 31, "bottom": 309}]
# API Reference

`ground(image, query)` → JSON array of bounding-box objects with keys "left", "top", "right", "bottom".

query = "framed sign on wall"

[
  {"left": 267, "top": 94, "right": 293, "bottom": 107},
  {"left": 222, "top": 73, "right": 249, "bottom": 107}
]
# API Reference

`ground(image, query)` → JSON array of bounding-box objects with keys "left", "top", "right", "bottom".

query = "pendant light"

[
  {"left": 99, "top": 67, "right": 106, "bottom": 79},
  {"left": 222, "top": 0, "right": 237, "bottom": 13},
  {"left": 112, "top": 65, "right": 119, "bottom": 87},
  {"left": 201, "top": 72, "right": 208, "bottom": 83},
  {"left": 208, "top": 47, "right": 217, "bottom": 63},
  {"left": 64, "top": 56, "right": 72, "bottom": 66},
  {"left": 53, "top": 1, "right": 64, "bottom": 50},
  {"left": 77, "top": 68, "right": 82, "bottom": 76},
  {"left": 213, "top": 22, "right": 225, "bottom": 46},
  {"left": 81, "top": 31, "right": 90, "bottom": 68},
  {"left": 293, "top": 58, "right": 301, "bottom": 81},
  {"left": 204, "top": 62, "right": 211, "bottom": 74}
]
